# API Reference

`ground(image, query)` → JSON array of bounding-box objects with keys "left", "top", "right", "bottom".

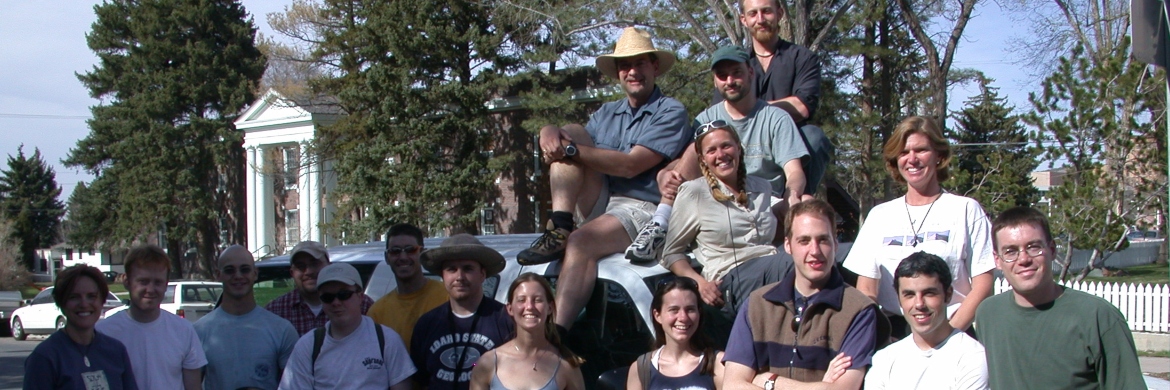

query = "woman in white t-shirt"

[{"left": 842, "top": 116, "right": 995, "bottom": 337}]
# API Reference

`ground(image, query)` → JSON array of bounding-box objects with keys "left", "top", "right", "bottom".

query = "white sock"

[{"left": 652, "top": 204, "right": 672, "bottom": 227}]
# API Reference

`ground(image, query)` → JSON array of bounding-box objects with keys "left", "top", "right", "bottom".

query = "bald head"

[
  {"left": 218, "top": 245, "right": 254, "bottom": 268},
  {"left": 217, "top": 245, "right": 257, "bottom": 302}
]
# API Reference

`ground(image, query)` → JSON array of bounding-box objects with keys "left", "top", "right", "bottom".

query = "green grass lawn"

[
  {"left": 1078, "top": 263, "right": 1169, "bottom": 285},
  {"left": 24, "top": 279, "right": 292, "bottom": 306}
]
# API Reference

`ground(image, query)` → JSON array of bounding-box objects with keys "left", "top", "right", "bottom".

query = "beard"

[
  {"left": 721, "top": 83, "right": 747, "bottom": 103},
  {"left": 750, "top": 23, "right": 779, "bottom": 44}
]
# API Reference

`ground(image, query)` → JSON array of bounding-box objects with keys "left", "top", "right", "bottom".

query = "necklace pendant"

[
  {"left": 84, "top": 356, "right": 91, "bottom": 367},
  {"left": 910, "top": 237, "right": 919, "bottom": 247}
]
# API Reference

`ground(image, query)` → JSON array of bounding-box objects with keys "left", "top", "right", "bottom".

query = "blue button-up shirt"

[{"left": 584, "top": 86, "right": 690, "bottom": 202}]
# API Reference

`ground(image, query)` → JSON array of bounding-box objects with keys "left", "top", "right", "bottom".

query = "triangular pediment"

[{"left": 235, "top": 89, "right": 313, "bottom": 129}]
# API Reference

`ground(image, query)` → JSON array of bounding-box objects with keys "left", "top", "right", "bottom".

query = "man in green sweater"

[{"left": 976, "top": 206, "right": 1145, "bottom": 389}]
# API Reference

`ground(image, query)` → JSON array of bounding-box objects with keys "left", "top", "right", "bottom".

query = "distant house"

[{"left": 35, "top": 244, "right": 127, "bottom": 274}]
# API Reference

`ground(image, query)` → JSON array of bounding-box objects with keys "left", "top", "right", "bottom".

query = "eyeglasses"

[
  {"left": 220, "top": 265, "right": 253, "bottom": 275},
  {"left": 291, "top": 259, "right": 326, "bottom": 272},
  {"left": 319, "top": 289, "right": 357, "bottom": 304},
  {"left": 386, "top": 245, "right": 422, "bottom": 256},
  {"left": 999, "top": 243, "right": 1046, "bottom": 263},
  {"left": 695, "top": 120, "right": 730, "bottom": 140}
]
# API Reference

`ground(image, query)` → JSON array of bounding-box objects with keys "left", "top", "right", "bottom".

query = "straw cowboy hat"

[
  {"left": 595, "top": 27, "right": 677, "bottom": 80},
  {"left": 420, "top": 234, "right": 506, "bottom": 277}
]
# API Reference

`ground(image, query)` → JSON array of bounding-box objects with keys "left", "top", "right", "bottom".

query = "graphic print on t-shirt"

[
  {"left": 882, "top": 230, "right": 950, "bottom": 247},
  {"left": 429, "top": 333, "right": 496, "bottom": 382}
]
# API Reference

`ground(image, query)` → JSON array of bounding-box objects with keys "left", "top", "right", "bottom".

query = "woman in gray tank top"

[{"left": 470, "top": 273, "right": 584, "bottom": 390}]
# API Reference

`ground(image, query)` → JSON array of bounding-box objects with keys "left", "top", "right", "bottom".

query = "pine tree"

[
  {"left": 0, "top": 147, "right": 64, "bottom": 270},
  {"left": 66, "top": 0, "right": 265, "bottom": 277},
  {"left": 946, "top": 77, "right": 1039, "bottom": 216}
]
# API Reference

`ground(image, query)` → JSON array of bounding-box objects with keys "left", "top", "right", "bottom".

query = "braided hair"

[{"left": 694, "top": 126, "right": 749, "bottom": 207}]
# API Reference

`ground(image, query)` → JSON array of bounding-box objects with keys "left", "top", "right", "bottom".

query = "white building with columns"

[{"left": 235, "top": 89, "right": 339, "bottom": 258}]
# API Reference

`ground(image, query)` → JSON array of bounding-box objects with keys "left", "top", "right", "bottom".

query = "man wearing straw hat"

[
  {"left": 412, "top": 234, "right": 514, "bottom": 390},
  {"left": 516, "top": 27, "right": 691, "bottom": 331}
]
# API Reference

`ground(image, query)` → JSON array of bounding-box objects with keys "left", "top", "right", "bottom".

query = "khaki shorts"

[{"left": 578, "top": 180, "right": 656, "bottom": 240}]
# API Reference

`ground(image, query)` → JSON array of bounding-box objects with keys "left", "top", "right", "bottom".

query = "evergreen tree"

[
  {"left": 66, "top": 0, "right": 265, "bottom": 277},
  {"left": 0, "top": 147, "right": 64, "bottom": 270},
  {"left": 946, "top": 77, "right": 1039, "bottom": 216}
]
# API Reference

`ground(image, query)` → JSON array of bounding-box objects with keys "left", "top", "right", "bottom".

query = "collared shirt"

[
  {"left": 265, "top": 290, "right": 375, "bottom": 335},
  {"left": 585, "top": 86, "right": 691, "bottom": 203},
  {"left": 712, "top": 39, "right": 821, "bottom": 125},
  {"left": 661, "top": 176, "right": 777, "bottom": 281}
]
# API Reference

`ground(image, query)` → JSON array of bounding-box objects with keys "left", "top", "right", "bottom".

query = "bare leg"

[
  {"left": 555, "top": 215, "right": 632, "bottom": 328},
  {"left": 549, "top": 124, "right": 602, "bottom": 217}
]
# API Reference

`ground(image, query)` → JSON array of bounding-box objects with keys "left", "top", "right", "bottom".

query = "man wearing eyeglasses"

[
  {"left": 280, "top": 263, "right": 416, "bottom": 389},
  {"left": 368, "top": 223, "right": 449, "bottom": 348},
  {"left": 627, "top": 45, "right": 807, "bottom": 264},
  {"left": 195, "top": 245, "right": 299, "bottom": 390},
  {"left": 724, "top": 200, "right": 885, "bottom": 390},
  {"left": 975, "top": 206, "right": 1144, "bottom": 389},
  {"left": 266, "top": 241, "right": 376, "bottom": 335}
]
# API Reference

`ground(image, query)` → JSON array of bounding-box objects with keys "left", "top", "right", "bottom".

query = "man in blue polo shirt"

[{"left": 516, "top": 26, "right": 691, "bottom": 331}]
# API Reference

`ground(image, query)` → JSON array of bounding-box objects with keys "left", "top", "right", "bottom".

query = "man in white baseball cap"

[{"left": 279, "top": 263, "right": 416, "bottom": 389}]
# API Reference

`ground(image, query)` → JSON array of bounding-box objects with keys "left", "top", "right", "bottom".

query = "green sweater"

[{"left": 975, "top": 288, "right": 1145, "bottom": 389}]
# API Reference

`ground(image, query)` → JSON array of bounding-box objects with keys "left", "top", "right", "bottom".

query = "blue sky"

[{"left": 0, "top": 0, "right": 1039, "bottom": 202}]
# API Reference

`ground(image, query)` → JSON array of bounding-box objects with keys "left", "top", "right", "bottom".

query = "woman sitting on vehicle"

[
  {"left": 470, "top": 273, "right": 585, "bottom": 390},
  {"left": 24, "top": 264, "right": 137, "bottom": 389},
  {"left": 627, "top": 277, "right": 724, "bottom": 390},
  {"left": 660, "top": 121, "right": 788, "bottom": 318}
]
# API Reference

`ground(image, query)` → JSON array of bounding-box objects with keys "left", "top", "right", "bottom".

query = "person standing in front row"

[
  {"left": 976, "top": 206, "right": 1145, "bottom": 389},
  {"left": 97, "top": 245, "right": 206, "bottom": 390},
  {"left": 412, "top": 234, "right": 514, "bottom": 390},
  {"left": 24, "top": 265, "right": 137, "bottom": 390}
]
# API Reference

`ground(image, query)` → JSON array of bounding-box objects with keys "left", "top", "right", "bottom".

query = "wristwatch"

[
  {"left": 764, "top": 374, "right": 778, "bottom": 390},
  {"left": 564, "top": 141, "right": 578, "bottom": 157}
]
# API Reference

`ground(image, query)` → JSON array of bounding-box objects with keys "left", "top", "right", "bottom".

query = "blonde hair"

[
  {"left": 883, "top": 116, "right": 952, "bottom": 184},
  {"left": 694, "top": 127, "right": 749, "bottom": 207}
]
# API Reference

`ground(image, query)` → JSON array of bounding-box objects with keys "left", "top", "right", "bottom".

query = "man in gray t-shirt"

[{"left": 625, "top": 45, "right": 808, "bottom": 264}]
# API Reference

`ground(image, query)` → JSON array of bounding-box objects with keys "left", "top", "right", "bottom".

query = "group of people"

[{"left": 24, "top": 0, "right": 1149, "bottom": 388}]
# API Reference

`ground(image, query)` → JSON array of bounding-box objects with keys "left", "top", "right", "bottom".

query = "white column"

[
  {"left": 256, "top": 146, "right": 271, "bottom": 257},
  {"left": 245, "top": 146, "right": 257, "bottom": 253},
  {"left": 298, "top": 143, "right": 311, "bottom": 244},
  {"left": 306, "top": 145, "right": 320, "bottom": 242}
]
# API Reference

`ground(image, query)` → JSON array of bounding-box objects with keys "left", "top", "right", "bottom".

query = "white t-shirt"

[
  {"left": 842, "top": 193, "right": 995, "bottom": 315},
  {"left": 865, "top": 329, "right": 989, "bottom": 390},
  {"left": 194, "top": 306, "right": 299, "bottom": 390},
  {"left": 96, "top": 310, "right": 207, "bottom": 390},
  {"left": 279, "top": 316, "right": 416, "bottom": 390}
]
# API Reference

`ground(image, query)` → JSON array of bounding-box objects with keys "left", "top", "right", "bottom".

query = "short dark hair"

[
  {"left": 785, "top": 199, "right": 838, "bottom": 239},
  {"left": 124, "top": 244, "right": 171, "bottom": 277},
  {"left": 386, "top": 223, "right": 424, "bottom": 248},
  {"left": 53, "top": 264, "right": 110, "bottom": 310},
  {"left": 991, "top": 206, "right": 1053, "bottom": 249},
  {"left": 893, "top": 252, "right": 952, "bottom": 293}
]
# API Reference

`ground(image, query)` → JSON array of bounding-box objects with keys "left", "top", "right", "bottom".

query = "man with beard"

[
  {"left": 625, "top": 44, "right": 808, "bottom": 265},
  {"left": 368, "top": 223, "right": 448, "bottom": 348},
  {"left": 514, "top": 27, "right": 691, "bottom": 333},
  {"left": 266, "top": 241, "right": 376, "bottom": 335},
  {"left": 195, "top": 245, "right": 299, "bottom": 390},
  {"left": 723, "top": 200, "right": 885, "bottom": 390}
]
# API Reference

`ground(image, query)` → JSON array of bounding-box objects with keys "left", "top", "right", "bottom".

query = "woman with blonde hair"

[
  {"left": 842, "top": 116, "right": 995, "bottom": 338},
  {"left": 470, "top": 273, "right": 584, "bottom": 390}
]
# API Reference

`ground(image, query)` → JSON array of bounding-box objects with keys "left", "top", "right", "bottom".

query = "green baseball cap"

[{"left": 710, "top": 45, "right": 750, "bottom": 69}]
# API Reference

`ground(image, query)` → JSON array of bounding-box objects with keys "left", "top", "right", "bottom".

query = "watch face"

[{"left": 565, "top": 144, "right": 577, "bottom": 156}]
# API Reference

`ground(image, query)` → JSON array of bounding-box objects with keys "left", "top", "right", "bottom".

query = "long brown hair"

[
  {"left": 506, "top": 273, "right": 584, "bottom": 367},
  {"left": 695, "top": 126, "right": 749, "bottom": 207},
  {"left": 650, "top": 277, "right": 718, "bottom": 375}
]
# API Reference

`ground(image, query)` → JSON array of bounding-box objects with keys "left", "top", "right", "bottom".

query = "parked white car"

[
  {"left": 11, "top": 287, "right": 123, "bottom": 340},
  {"left": 103, "top": 281, "right": 222, "bottom": 323}
]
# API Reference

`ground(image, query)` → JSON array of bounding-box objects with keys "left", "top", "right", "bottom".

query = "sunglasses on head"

[
  {"left": 695, "top": 120, "right": 730, "bottom": 140},
  {"left": 386, "top": 245, "right": 422, "bottom": 256},
  {"left": 319, "top": 289, "right": 357, "bottom": 304}
]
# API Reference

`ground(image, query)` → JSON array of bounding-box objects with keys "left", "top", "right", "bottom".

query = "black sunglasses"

[
  {"left": 319, "top": 289, "right": 357, "bottom": 304},
  {"left": 386, "top": 245, "right": 422, "bottom": 256},
  {"left": 695, "top": 119, "right": 730, "bottom": 140}
]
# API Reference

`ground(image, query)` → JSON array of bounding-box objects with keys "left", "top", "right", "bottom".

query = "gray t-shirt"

[
  {"left": 194, "top": 306, "right": 299, "bottom": 390},
  {"left": 694, "top": 101, "right": 808, "bottom": 196}
]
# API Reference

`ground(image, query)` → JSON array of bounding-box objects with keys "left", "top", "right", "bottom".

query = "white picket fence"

[{"left": 993, "top": 278, "right": 1170, "bottom": 333}]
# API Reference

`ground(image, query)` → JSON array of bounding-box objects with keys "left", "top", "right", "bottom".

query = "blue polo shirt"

[{"left": 585, "top": 87, "right": 690, "bottom": 203}]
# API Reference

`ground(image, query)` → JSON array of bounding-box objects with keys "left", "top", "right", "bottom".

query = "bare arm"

[
  {"left": 626, "top": 362, "right": 642, "bottom": 390},
  {"left": 949, "top": 270, "right": 993, "bottom": 331},
  {"left": 782, "top": 158, "right": 806, "bottom": 207},
  {"left": 564, "top": 362, "right": 585, "bottom": 390},
  {"left": 772, "top": 368, "right": 866, "bottom": 390},
  {"left": 182, "top": 368, "right": 202, "bottom": 390},
  {"left": 572, "top": 144, "right": 665, "bottom": 178},
  {"left": 723, "top": 361, "right": 762, "bottom": 390},
  {"left": 469, "top": 351, "right": 495, "bottom": 390},
  {"left": 769, "top": 97, "right": 809, "bottom": 122},
  {"left": 713, "top": 351, "right": 727, "bottom": 390},
  {"left": 854, "top": 276, "right": 879, "bottom": 303},
  {"left": 669, "top": 260, "right": 723, "bottom": 307}
]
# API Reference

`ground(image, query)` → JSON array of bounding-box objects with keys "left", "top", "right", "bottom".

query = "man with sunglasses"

[
  {"left": 724, "top": 200, "right": 884, "bottom": 390},
  {"left": 281, "top": 263, "right": 415, "bottom": 389},
  {"left": 195, "top": 245, "right": 299, "bottom": 390},
  {"left": 975, "top": 207, "right": 1144, "bottom": 389},
  {"left": 266, "top": 240, "right": 375, "bottom": 335},
  {"left": 368, "top": 223, "right": 448, "bottom": 348}
]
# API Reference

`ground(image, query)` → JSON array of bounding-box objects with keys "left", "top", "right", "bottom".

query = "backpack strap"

[
  {"left": 637, "top": 351, "right": 653, "bottom": 390},
  {"left": 375, "top": 322, "right": 386, "bottom": 361},
  {"left": 311, "top": 326, "right": 326, "bottom": 373}
]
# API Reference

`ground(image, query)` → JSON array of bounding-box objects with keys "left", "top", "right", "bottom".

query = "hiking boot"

[
  {"left": 518, "top": 221, "right": 570, "bottom": 265},
  {"left": 625, "top": 222, "right": 666, "bottom": 265}
]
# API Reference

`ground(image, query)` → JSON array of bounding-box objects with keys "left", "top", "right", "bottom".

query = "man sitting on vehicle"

[{"left": 266, "top": 240, "right": 375, "bottom": 335}]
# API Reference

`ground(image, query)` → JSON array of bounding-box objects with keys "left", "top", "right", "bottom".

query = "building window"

[
  {"left": 284, "top": 147, "right": 301, "bottom": 190},
  {"left": 65, "top": 249, "right": 73, "bottom": 261},
  {"left": 286, "top": 209, "right": 301, "bottom": 247},
  {"left": 481, "top": 207, "right": 497, "bottom": 235}
]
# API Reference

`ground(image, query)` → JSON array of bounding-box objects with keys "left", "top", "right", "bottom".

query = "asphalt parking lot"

[{"left": 0, "top": 335, "right": 41, "bottom": 390}]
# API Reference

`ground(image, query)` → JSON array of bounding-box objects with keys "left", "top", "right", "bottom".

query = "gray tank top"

[{"left": 489, "top": 350, "right": 561, "bottom": 390}]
